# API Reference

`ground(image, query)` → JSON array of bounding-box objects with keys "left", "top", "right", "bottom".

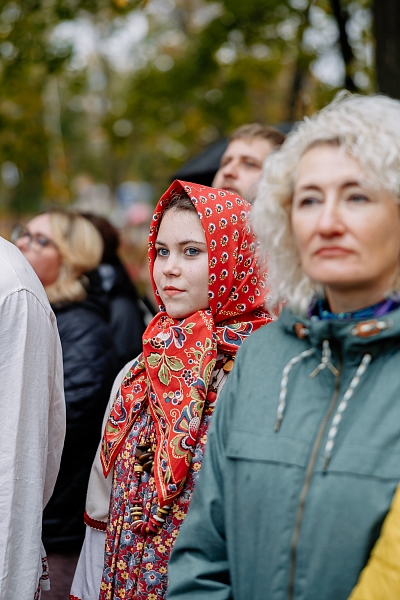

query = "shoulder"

[
  {"left": 226, "top": 316, "right": 308, "bottom": 395},
  {"left": 0, "top": 237, "right": 52, "bottom": 313},
  {"left": 238, "top": 318, "right": 292, "bottom": 361}
]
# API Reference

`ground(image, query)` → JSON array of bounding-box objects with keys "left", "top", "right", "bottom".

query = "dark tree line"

[
  {"left": 331, "top": 0, "right": 400, "bottom": 99},
  {"left": 373, "top": 0, "right": 400, "bottom": 99}
]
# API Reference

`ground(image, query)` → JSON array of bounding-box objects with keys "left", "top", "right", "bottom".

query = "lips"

[
  {"left": 315, "top": 247, "right": 352, "bottom": 257},
  {"left": 163, "top": 286, "right": 184, "bottom": 297}
]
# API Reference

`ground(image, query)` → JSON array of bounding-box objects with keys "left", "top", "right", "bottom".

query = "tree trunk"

[
  {"left": 330, "top": 0, "right": 357, "bottom": 92},
  {"left": 373, "top": 0, "right": 400, "bottom": 98}
]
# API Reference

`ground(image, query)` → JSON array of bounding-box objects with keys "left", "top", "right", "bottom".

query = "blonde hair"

[
  {"left": 45, "top": 209, "right": 104, "bottom": 305},
  {"left": 252, "top": 93, "right": 400, "bottom": 315}
]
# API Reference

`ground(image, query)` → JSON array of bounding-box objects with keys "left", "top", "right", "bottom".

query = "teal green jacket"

[{"left": 168, "top": 307, "right": 400, "bottom": 600}]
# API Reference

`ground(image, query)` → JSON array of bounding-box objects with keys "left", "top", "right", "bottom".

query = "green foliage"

[{"left": 0, "top": 0, "right": 374, "bottom": 212}]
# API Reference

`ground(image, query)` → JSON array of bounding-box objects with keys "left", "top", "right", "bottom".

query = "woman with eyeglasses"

[{"left": 13, "top": 210, "right": 117, "bottom": 563}]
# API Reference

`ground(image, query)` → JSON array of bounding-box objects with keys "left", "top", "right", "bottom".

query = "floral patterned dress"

[{"left": 100, "top": 371, "right": 220, "bottom": 600}]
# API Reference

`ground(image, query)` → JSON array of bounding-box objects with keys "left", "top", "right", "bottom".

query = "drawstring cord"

[
  {"left": 275, "top": 339, "right": 338, "bottom": 432},
  {"left": 274, "top": 339, "right": 372, "bottom": 469},
  {"left": 323, "top": 352, "right": 371, "bottom": 470},
  {"left": 309, "top": 340, "right": 340, "bottom": 378},
  {"left": 274, "top": 348, "right": 315, "bottom": 432}
]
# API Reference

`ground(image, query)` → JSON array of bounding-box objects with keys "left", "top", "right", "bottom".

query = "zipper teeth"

[{"left": 288, "top": 362, "right": 342, "bottom": 600}]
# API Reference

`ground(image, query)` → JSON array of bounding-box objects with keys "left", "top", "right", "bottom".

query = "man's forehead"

[{"left": 222, "top": 137, "right": 273, "bottom": 160}]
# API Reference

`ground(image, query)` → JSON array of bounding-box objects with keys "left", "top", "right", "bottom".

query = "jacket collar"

[{"left": 280, "top": 305, "right": 400, "bottom": 360}]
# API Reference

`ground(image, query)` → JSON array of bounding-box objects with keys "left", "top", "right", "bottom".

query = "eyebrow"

[
  {"left": 295, "top": 180, "right": 363, "bottom": 192},
  {"left": 155, "top": 239, "right": 207, "bottom": 246},
  {"left": 222, "top": 154, "right": 261, "bottom": 163}
]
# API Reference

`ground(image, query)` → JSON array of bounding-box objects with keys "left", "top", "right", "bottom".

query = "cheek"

[
  {"left": 152, "top": 261, "right": 161, "bottom": 291},
  {"left": 242, "top": 168, "right": 260, "bottom": 183},
  {"left": 20, "top": 249, "right": 43, "bottom": 275},
  {"left": 41, "top": 253, "right": 61, "bottom": 286},
  {"left": 291, "top": 212, "right": 310, "bottom": 252},
  {"left": 212, "top": 171, "right": 224, "bottom": 187},
  {"left": 196, "top": 260, "right": 210, "bottom": 298},
  {"left": 358, "top": 208, "right": 400, "bottom": 252},
  {"left": 372, "top": 220, "right": 400, "bottom": 264}
]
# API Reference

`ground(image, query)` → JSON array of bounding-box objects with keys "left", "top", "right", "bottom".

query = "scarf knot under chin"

[{"left": 101, "top": 308, "right": 268, "bottom": 506}]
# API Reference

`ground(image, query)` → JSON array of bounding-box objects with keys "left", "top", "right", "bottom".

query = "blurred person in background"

[
  {"left": 13, "top": 210, "right": 117, "bottom": 583},
  {"left": 0, "top": 231, "right": 65, "bottom": 598},
  {"left": 212, "top": 123, "right": 286, "bottom": 202},
  {"left": 167, "top": 94, "right": 400, "bottom": 600},
  {"left": 81, "top": 213, "right": 152, "bottom": 369},
  {"left": 69, "top": 180, "right": 271, "bottom": 600}
]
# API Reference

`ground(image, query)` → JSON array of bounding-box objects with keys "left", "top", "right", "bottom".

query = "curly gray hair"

[{"left": 252, "top": 92, "right": 400, "bottom": 315}]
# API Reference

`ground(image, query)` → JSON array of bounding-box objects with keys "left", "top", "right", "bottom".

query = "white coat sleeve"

[{"left": 0, "top": 289, "right": 65, "bottom": 599}]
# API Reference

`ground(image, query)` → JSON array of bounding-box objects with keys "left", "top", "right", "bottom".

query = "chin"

[
  {"left": 308, "top": 268, "right": 359, "bottom": 286},
  {"left": 164, "top": 306, "right": 188, "bottom": 319}
]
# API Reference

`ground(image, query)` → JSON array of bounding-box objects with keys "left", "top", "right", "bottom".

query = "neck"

[{"left": 324, "top": 286, "right": 389, "bottom": 315}]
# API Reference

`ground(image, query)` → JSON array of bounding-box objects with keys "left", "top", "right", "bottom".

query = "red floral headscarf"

[{"left": 101, "top": 180, "right": 272, "bottom": 507}]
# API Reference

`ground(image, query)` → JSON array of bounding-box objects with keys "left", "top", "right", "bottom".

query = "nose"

[
  {"left": 162, "top": 254, "right": 181, "bottom": 277},
  {"left": 317, "top": 198, "right": 344, "bottom": 237},
  {"left": 221, "top": 160, "right": 238, "bottom": 179},
  {"left": 15, "top": 236, "right": 29, "bottom": 251}
]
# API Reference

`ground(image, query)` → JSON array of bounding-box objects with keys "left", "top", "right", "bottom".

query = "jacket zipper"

[{"left": 288, "top": 360, "right": 342, "bottom": 600}]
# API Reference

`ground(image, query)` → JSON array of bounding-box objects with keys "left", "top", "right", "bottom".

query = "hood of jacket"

[{"left": 279, "top": 304, "right": 400, "bottom": 364}]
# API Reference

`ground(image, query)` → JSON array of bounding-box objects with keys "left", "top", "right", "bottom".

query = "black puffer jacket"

[
  {"left": 42, "top": 271, "right": 118, "bottom": 552},
  {"left": 98, "top": 257, "right": 152, "bottom": 369}
]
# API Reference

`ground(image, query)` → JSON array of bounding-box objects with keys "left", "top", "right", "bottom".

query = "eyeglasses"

[{"left": 11, "top": 225, "right": 58, "bottom": 252}]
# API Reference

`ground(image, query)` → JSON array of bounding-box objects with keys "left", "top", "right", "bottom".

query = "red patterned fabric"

[{"left": 100, "top": 180, "right": 271, "bottom": 507}]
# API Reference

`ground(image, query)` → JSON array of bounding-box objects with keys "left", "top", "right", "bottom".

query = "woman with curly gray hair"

[{"left": 167, "top": 94, "right": 400, "bottom": 600}]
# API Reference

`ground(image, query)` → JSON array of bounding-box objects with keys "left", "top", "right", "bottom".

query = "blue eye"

[
  {"left": 185, "top": 247, "right": 200, "bottom": 256},
  {"left": 156, "top": 248, "right": 169, "bottom": 257}
]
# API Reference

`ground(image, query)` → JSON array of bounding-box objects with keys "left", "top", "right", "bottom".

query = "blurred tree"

[
  {"left": 373, "top": 0, "right": 400, "bottom": 98},
  {"left": 0, "top": 0, "right": 375, "bottom": 213},
  {"left": 0, "top": 0, "right": 143, "bottom": 212},
  {"left": 330, "top": 0, "right": 357, "bottom": 91}
]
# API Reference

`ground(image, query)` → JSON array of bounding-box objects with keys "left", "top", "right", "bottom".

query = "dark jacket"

[
  {"left": 168, "top": 306, "right": 400, "bottom": 600},
  {"left": 98, "top": 257, "right": 150, "bottom": 369},
  {"left": 42, "top": 271, "right": 117, "bottom": 552}
]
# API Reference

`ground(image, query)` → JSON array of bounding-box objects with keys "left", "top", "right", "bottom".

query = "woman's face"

[
  {"left": 153, "top": 209, "right": 209, "bottom": 318},
  {"left": 291, "top": 144, "right": 400, "bottom": 311},
  {"left": 16, "top": 214, "right": 62, "bottom": 287}
]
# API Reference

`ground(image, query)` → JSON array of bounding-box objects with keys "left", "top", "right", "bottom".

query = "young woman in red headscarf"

[{"left": 70, "top": 180, "right": 271, "bottom": 600}]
